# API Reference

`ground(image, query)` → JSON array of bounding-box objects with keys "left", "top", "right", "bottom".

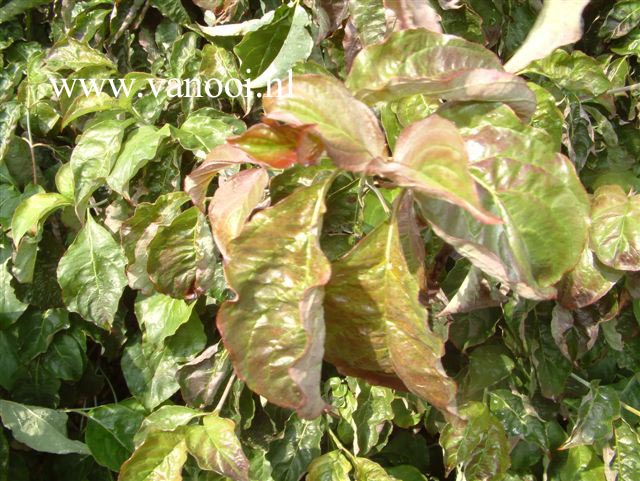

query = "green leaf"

[
  {"left": 0, "top": 101, "right": 21, "bottom": 162},
  {"left": 263, "top": 74, "right": 388, "bottom": 172},
  {"left": 85, "top": 399, "right": 146, "bottom": 471},
  {"left": 120, "top": 192, "right": 190, "bottom": 293},
  {"left": 70, "top": 116, "right": 132, "bottom": 216},
  {"left": 550, "top": 445, "right": 605, "bottom": 481},
  {"left": 348, "top": 0, "right": 388, "bottom": 46},
  {"left": 150, "top": 0, "right": 190, "bottom": 25},
  {"left": 208, "top": 168, "right": 269, "bottom": 259},
  {"left": 0, "top": 234, "right": 27, "bottom": 328},
  {"left": 61, "top": 92, "right": 120, "bottom": 128},
  {"left": 600, "top": 0, "right": 640, "bottom": 40},
  {"left": 488, "top": 389, "right": 547, "bottom": 450},
  {"left": 379, "top": 115, "right": 500, "bottom": 224},
  {"left": 504, "top": 0, "right": 591, "bottom": 73},
  {"left": 178, "top": 344, "right": 232, "bottom": 409},
  {"left": 217, "top": 176, "right": 334, "bottom": 419},
  {"left": 521, "top": 50, "right": 611, "bottom": 98},
  {"left": 16, "top": 308, "right": 70, "bottom": 360},
  {"left": 185, "top": 415, "right": 250, "bottom": 481},
  {"left": 352, "top": 382, "right": 395, "bottom": 455},
  {"left": 0, "top": 0, "right": 49, "bottom": 25},
  {"left": 561, "top": 384, "right": 621, "bottom": 449},
  {"left": 324, "top": 196, "right": 457, "bottom": 415},
  {"left": 353, "top": 458, "right": 398, "bottom": 481},
  {"left": 147, "top": 206, "right": 216, "bottom": 300},
  {"left": 11, "top": 192, "right": 72, "bottom": 246},
  {"left": 119, "top": 431, "right": 188, "bottom": 481},
  {"left": 174, "top": 108, "right": 245, "bottom": 153},
  {"left": 107, "top": 124, "right": 171, "bottom": 197},
  {"left": 268, "top": 413, "right": 325, "bottom": 481},
  {"left": 135, "top": 292, "right": 195, "bottom": 344},
  {"left": 46, "top": 37, "right": 115, "bottom": 72},
  {"left": 345, "top": 29, "right": 535, "bottom": 119},
  {"left": 440, "top": 402, "right": 510, "bottom": 481},
  {"left": 234, "top": 4, "right": 313, "bottom": 88},
  {"left": 57, "top": 214, "right": 127, "bottom": 330},
  {"left": 306, "top": 451, "right": 351, "bottom": 481},
  {"left": 590, "top": 185, "right": 640, "bottom": 271},
  {"left": 122, "top": 314, "right": 206, "bottom": 410},
  {"left": 0, "top": 400, "right": 90, "bottom": 455},
  {"left": 134, "top": 405, "right": 202, "bottom": 447},
  {"left": 605, "top": 420, "right": 640, "bottom": 481}
]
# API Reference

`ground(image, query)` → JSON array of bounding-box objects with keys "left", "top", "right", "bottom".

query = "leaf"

[
  {"left": 16, "top": 308, "right": 70, "bottom": 360},
  {"left": 107, "top": 124, "right": 171, "bottom": 197},
  {"left": 605, "top": 420, "right": 640, "bottom": 481},
  {"left": 557, "top": 245, "right": 622, "bottom": 310},
  {"left": 208, "top": 168, "right": 268, "bottom": 259},
  {"left": 135, "top": 292, "right": 195, "bottom": 344},
  {"left": 600, "top": 0, "right": 640, "bottom": 40},
  {"left": 150, "top": 0, "right": 190, "bottom": 24},
  {"left": 440, "top": 402, "right": 510, "bottom": 481},
  {"left": 590, "top": 185, "right": 640, "bottom": 271},
  {"left": 0, "top": 101, "right": 21, "bottom": 162},
  {"left": 0, "top": 0, "right": 49, "bottom": 25},
  {"left": 441, "top": 267, "right": 507, "bottom": 315},
  {"left": 348, "top": 0, "right": 388, "bottom": 45},
  {"left": 177, "top": 343, "right": 232, "bottom": 409},
  {"left": 263, "top": 74, "right": 388, "bottom": 173},
  {"left": 378, "top": 115, "right": 500, "bottom": 224},
  {"left": 488, "top": 390, "right": 547, "bottom": 450},
  {"left": 324, "top": 195, "right": 457, "bottom": 415},
  {"left": 11, "top": 192, "right": 72, "bottom": 246},
  {"left": 234, "top": 4, "right": 313, "bottom": 88},
  {"left": 184, "top": 144, "right": 257, "bottom": 211},
  {"left": 352, "top": 382, "right": 395, "bottom": 455},
  {"left": 185, "top": 415, "right": 250, "bottom": 481},
  {"left": 0, "top": 235, "right": 27, "bottom": 328},
  {"left": 217, "top": 175, "right": 334, "bottom": 419},
  {"left": 0, "top": 400, "right": 90, "bottom": 455},
  {"left": 345, "top": 29, "right": 535, "bottom": 120},
  {"left": 353, "top": 458, "right": 398, "bottom": 481},
  {"left": 118, "top": 431, "right": 188, "bottom": 481},
  {"left": 147, "top": 206, "right": 216, "bottom": 300},
  {"left": 306, "top": 451, "right": 351, "bottom": 481},
  {"left": 551, "top": 445, "right": 606, "bottom": 481},
  {"left": 133, "top": 405, "right": 202, "bottom": 447},
  {"left": 174, "top": 108, "right": 245, "bottom": 153},
  {"left": 268, "top": 413, "right": 325, "bottom": 481},
  {"left": 504, "top": 0, "right": 591, "bottom": 73},
  {"left": 419, "top": 106, "right": 590, "bottom": 299},
  {"left": 227, "top": 122, "right": 324, "bottom": 169},
  {"left": 561, "top": 384, "right": 621, "bottom": 450},
  {"left": 122, "top": 315, "right": 206, "bottom": 410},
  {"left": 120, "top": 192, "right": 190, "bottom": 293},
  {"left": 46, "top": 37, "right": 115, "bottom": 71},
  {"left": 57, "top": 214, "right": 127, "bottom": 330},
  {"left": 61, "top": 92, "right": 120, "bottom": 128},
  {"left": 70, "top": 116, "right": 132, "bottom": 216},
  {"left": 383, "top": 0, "right": 442, "bottom": 33},
  {"left": 85, "top": 399, "right": 146, "bottom": 471}
]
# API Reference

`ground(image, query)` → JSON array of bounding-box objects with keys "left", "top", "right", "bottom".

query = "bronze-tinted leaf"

[
  {"left": 263, "top": 74, "right": 388, "bottom": 172},
  {"left": 228, "top": 121, "right": 324, "bottom": 169},
  {"left": 345, "top": 29, "right": 535, "bottom": 119},
  {"left": 590, "top": 185, "right": 640, "bottom": 271},
  {"left": 147, "top": 207, "right": 216, "bottom": 300},
  {"left": 184, "top": 144, "right": 257, "bottom": 211},
  {"left": 378, "top": 115, "right": 500, "bottom": 224},
  {"left": 557, "top": 246, "right": 622, "bottom": 310},
  {"left": 324, "top": 195, "right": 457, "bottom": 415},
  {"left": 208, "top": 168, "right": 269, "bottom": 259},
  {"left": 217, "top": 175, "right": 335, "bottom": 419}
]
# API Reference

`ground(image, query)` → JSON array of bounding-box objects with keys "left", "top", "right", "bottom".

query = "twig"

[{"left": 214, "top": 373, "right": 236, "bottom": 414}]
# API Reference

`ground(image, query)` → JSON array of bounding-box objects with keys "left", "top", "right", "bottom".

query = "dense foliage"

[{"left": 1, "top": 0, "right": 640, "bottom": 480}]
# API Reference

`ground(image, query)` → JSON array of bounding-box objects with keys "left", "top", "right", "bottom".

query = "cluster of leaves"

[{"left": 1, "top": 0, "right": 640, "bottom": 480}]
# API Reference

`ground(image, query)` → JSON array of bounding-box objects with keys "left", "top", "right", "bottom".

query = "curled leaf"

[{"left": 217, "top": 175, "right": 334, "bottom": 419}]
